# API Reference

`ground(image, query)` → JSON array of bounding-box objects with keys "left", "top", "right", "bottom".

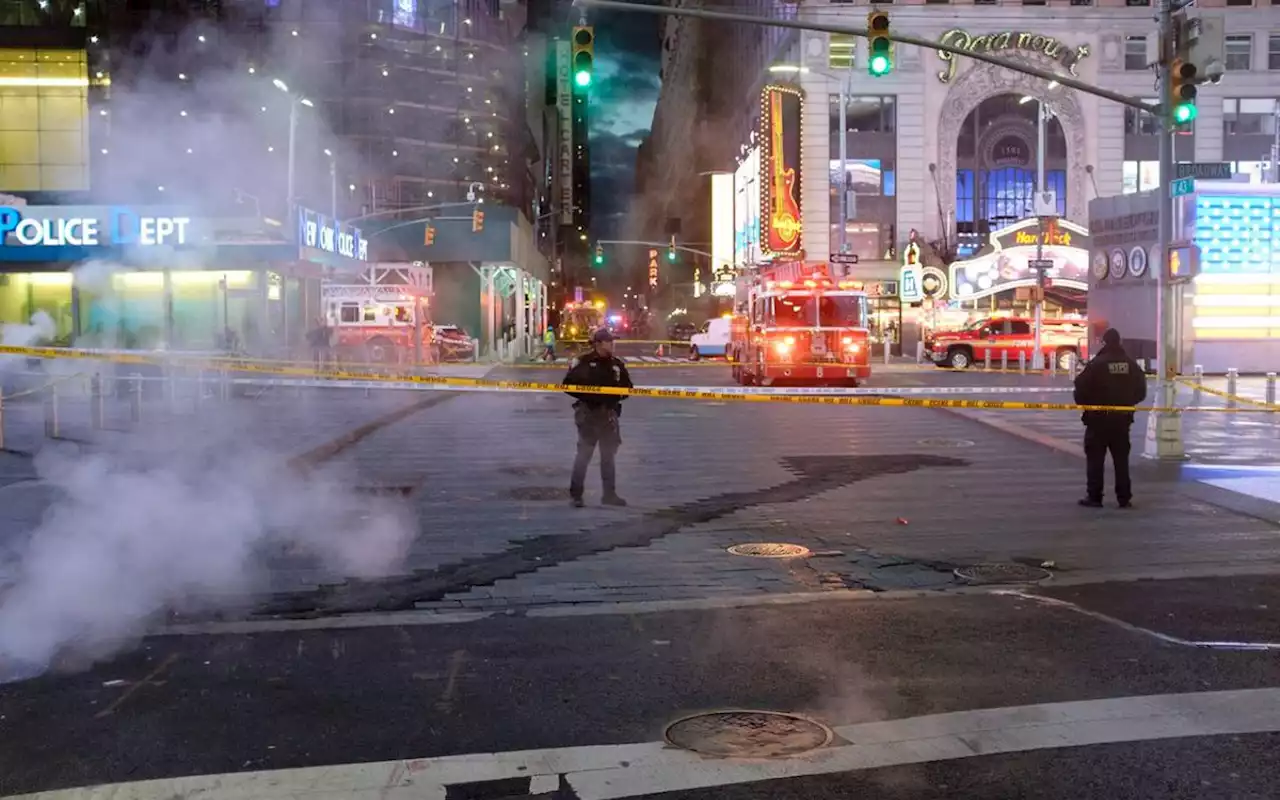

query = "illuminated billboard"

[
  {"left": 734, "top": 147, "right": 761, "bottom": 267},
  {"left": 949, "top": 218, "right": 1091, "bottom": 302},
  {"left": 760, "top": 85, "right": 803, "bottom": 257},
  {"left": 711, "top": 173, "right": 734, "bottom": 274}
]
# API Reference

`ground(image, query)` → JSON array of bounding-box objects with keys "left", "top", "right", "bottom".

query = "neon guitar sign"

[{"left": 760, "top": 85, "right": 803, "bottom": 256}]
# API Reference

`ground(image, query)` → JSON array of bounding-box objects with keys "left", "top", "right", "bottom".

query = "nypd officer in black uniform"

[
  {"left": 563, "top": 328, "right": 633, "bottom": 508},
  {"left": 1073, "top": 328, "right": 1147, "bottom": 508}
]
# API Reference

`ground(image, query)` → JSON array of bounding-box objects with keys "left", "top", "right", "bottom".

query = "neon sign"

[
  {"left": 0, "top": 206, "right": 190, "bottom": 247},
  {"left": 760, "top": 85, "right": 803, "bottom": 257},
  {"left": 298, "top": 207, "right": 368, "bottom": 261}
]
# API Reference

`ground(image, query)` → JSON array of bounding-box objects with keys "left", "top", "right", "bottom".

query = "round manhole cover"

[
  {"left": 727, "top": 543, "right": 811, "bottom": 558},
  {"left": 954, "top": 563, "right": 1052, "bottom": 584},
  {"left": 665, "top": 711, "right": 832, "bottom": 758},
  {"left": 917, "top": 438, "right": 976, "bottom": 448},
  {"left": 502, "top": 486, "right": 569, "bottom": 501}
]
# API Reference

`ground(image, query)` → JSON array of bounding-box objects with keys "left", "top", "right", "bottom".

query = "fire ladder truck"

[
  {"left": 323, "top": 263, "right": 434, "bottom": 364},
  {"left": 727, "top": 264, "right": 872, "bottom": 386}
]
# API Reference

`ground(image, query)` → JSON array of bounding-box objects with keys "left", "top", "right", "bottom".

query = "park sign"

[{"left": 936, "top": 29, "right": 1090, "bottom": 83}]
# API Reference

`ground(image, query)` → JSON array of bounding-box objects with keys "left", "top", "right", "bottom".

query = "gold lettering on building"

[{"left": 936, "top": 29, "right": 1090, "bottom": 84}]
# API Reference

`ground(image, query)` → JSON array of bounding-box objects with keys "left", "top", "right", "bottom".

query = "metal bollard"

[
  {"left": 1226, "top": 367, "right": 1239, "bottom": 409},
  {"left": 983, "top": 349, "right": 991, "bottom": 370},
  {"left": 43, "top": 384, "right": 60, "bottom": 439},
  {"left": 0, "top": 393, "right": 5, "bottom": 451},
  {"left": 220, "top": 369, "right": 230, "bottom": 401},
  {"left": 90, "top": 373, "right": 105, "bottom": 430},
  {"left": 883, "top": 342, "right": 891, "bottom": 365},
  {"left": 1019, "top": 351, "right": 1027, "bottom": 374},
  {"left": 130, "top": 373, "right": 143, "bottom": 423},
  {"left": 1266, "top": 372, "right": 1277, "bottom": 406},
  {"left": 167, "top": 368, "right": 179, "bottom": 413},
  {"left": 1192, "top": 364, "right": 1204, "bottom": 406},
  {"left": 1048, "top": 352, "right": 1057, "bottom": 377},
  {"left": 193, "top": 371, "right": 203, "bottom": 409},
  {"left": 1066, "top": 352, "right": 1077, "bottom": 376},
  {"left": 1000, "top": 351, "right": 1008, "bottom": 372},
  {"left": 915, "top": 340, "right": 925, "bottom": 364}
]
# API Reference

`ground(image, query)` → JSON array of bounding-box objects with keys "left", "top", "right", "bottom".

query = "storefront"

[
  {"left": 0, "top": 203, "right": 368, "bottom": 352},
  {"left": 1089, "top": 184, "right": 1280, "bottom": 373}
]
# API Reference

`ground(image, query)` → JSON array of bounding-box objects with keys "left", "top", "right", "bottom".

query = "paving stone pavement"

[{"left": 246, "top": 367, "right": 1280, "bottom": 613}]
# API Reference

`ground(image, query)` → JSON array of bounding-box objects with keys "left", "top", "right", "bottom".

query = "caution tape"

[
  {"left": 2, "top": 343, "right": 1276, "bottom": 414},
  {"left": 1178, "top": 379, "right": 1279, "bottom": 410}
]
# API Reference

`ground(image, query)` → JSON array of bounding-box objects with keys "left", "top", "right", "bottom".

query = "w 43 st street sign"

[{"left": 1170, "top": 177, "right": 1196, "bottom": 198}]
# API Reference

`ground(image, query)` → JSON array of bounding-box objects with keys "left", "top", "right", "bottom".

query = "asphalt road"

[{"left": 3, "top": 580, "right": 1280, "bottom": 797}]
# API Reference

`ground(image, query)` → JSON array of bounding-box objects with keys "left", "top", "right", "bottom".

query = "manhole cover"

[
  {"left": 727, "top": 543, "right": 811, "bottom": 558},
  {"left": 502, "top": 486, "right": 568, "bottom": 501},
  {"left": 498, "top": 465, "right": 568, "bottom": 477},
  {"left": 665, "top": 711, "right": 832, "bottom": 758},
  {"left": 917, "top": 438, "right": 976, "bottom": 448},
  {"left": 954, "top": 563, "right": 1052, "bottom": 584}
]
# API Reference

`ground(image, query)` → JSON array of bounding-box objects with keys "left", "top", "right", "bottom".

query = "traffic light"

[
  {"left": 867, "top": 11, "right": 892, "bottom": 77},
  {"left": 1170, "top": 58, "right": 1198, "bottom": 126},
  {"left": 471, "top": 208, "right": 484, "bottom": 232},
  {"left": 423, "top": 224, "right": 436, "bottom": 246},
  {"left": 667, "top": 236, "right": 677, "bottom": 262},
  {"left": 593, "top": 245, "right": 604, "bottom": 266},
  {"left": 572, "top": 26, "right": 594, "bottom": 89}
]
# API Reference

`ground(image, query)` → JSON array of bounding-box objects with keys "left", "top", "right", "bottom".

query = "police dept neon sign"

[
  {"left": 0, "top": 207, "right": 190, "bottom": 247},
  {"left": 298, "top": 207, "right": 368, "bottom": 262}
]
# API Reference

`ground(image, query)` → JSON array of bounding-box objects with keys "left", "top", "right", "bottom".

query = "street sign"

[
  {"left": 1032, "top": 191, "right": 1058, "bottom": 217},
  {"left": 1175, "top": 162, "right": 1231, "bottom": 180},
  {"left": 831, "top": 253, "right": 859, "bottom": 265},
  {"left": 1170, "top": 176, "right": 1196, "bottom": 198},
  {"left": 1028, "top": 259, "right": 1054, "bottom": 271}
]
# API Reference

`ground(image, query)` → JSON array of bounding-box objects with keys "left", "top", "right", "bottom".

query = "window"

[
  {"left": 362, "top": 306, "right": 377, "bottom": 322},
  {"left": 1070, "top": 0, "right": 1094, "bottom": 5},
  {"left": 1226, "top": 35, "right": 1253, "bottom": 71},
  {"left": 974, "top": 0, "right": 997, "bottom": 4},
  {"left": 1024, "top": 0, "right": 1047, "bottom": 5},
  {"left": 1270, "top": 34, "right": 1280, "bottom": 70},
  {"left": 831, "top": 159, "right": 893, "bottom": 196},
  {"left": 0, "top": 48, "right": 89, "bottom": 191},
  {"left": 1008, "top": 321, "right": 1032, "bottom": 336},
  {"left": 339, "top": 304, "right": 360, "bottom": 323},
  {"left": 1223, "top": 98, "right": 1277, "bottom": 135},
  {"left": 830, "top": 95, "right": 895, "bottom": 133},
  {"left": 1125, "top": 0, "right": 1151, "bottom": 5},
  {"left": 1226, "top": 0, "right": 1254, "bottom": 5},
  {"left": 1124, "top": 36, "right": 1148, "bottom": 71}
]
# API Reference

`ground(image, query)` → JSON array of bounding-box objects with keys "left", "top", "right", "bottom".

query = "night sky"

[{"left": 585, "top": 5, "right": 662, "bottom": 239}]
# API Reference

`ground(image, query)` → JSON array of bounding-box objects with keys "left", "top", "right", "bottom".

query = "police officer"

[
  {"left": 1073, "top": 328, "right": 1147, "bottom": 508},
  {"left": 563, "top": 328, "right": 633, "bottom": 508}
]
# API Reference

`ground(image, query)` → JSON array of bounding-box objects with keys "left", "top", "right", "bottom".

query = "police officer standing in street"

[
  {"left": 563, "top": 328, "right": 633, "bottom": 507},
  {"left": 1073, "top": 328, "right": 1148, "bottom": 508}
]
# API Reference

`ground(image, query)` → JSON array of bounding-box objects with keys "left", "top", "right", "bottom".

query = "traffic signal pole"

[{"left": 1149, "top": 0, "right": 1185, "bottom": 460}]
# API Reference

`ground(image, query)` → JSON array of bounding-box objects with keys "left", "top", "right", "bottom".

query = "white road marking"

[{"left": 15, "top": 688, "right": 1280, "bottom": 800}]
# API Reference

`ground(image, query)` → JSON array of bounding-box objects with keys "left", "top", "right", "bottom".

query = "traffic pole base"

[{"left": 1142, "top": 409, "right": 1187, "bottom": 461}]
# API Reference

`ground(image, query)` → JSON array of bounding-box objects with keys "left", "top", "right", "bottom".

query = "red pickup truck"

[{"left": 926, "top": 315, "right": 1088, "bottom": 370}]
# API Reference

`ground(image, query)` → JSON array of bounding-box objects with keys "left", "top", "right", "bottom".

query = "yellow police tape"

[
  {"left": 1, "top": 343, "right": 1275, "bottom": 414},
  {"left": 1178, "top": 379, "right": 1279, "bottom": 410}
]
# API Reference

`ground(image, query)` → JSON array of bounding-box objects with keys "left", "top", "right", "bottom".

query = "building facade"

[{"left": 790, "top": 1, "right": 1280, "bottom": 271}]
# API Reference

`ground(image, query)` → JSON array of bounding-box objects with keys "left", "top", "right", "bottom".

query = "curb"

[{"left": 941, "top": 406, "right": 1083, "bottom": 458}]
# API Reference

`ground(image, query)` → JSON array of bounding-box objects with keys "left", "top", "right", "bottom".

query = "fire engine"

[
  {"left": 727, "top": 265, "right": 872, "bottom": 386},
  {"left": 323, "top": 263, "right": 433, "bottom": 363}
]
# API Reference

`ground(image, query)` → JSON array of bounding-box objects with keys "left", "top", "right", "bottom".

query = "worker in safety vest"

[{"left": 542, "top": 326, "right": 557, "bottom": 361}]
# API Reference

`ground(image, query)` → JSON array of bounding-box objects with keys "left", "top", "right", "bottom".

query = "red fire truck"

[
  {"left": 727, "top": 265, "right": 872, "bottom": 386},
  {"left": 323, "top": 264, "right": 434, "bottom": 363}
]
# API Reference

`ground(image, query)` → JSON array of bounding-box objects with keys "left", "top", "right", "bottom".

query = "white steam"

[
  {"left": 1, "top": 311, "right": 56, "bottom": 349},
  {"left": 0, "top": 442, "right": 413, "bottom": 679}
]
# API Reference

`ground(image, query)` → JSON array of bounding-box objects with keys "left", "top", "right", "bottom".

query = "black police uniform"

[
  {"left": 563, "top": 351, "right": 634, "bottom": 504},
  {"left": 1073, "top": 342, "right": 1147, "bottom": 506}
]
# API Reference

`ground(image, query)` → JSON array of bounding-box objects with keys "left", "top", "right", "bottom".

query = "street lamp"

[
  {"left": 274, "top": 78, "right": 314, "bottom": 223},
  {"left": 323, "top": 148, "right": 337, "bottom": 218}
]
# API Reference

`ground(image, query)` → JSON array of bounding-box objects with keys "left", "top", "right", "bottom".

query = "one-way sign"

[
  {"left": 1028, "top": 259, "right": 1054, "bottom": 270},
  {"left": 831, "top": 253, "right": 859, "bottom": 265}
]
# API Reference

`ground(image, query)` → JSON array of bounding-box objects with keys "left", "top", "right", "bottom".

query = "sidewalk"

[{"left": 229, "top": 369, "right": 1280, "bottom": 616}]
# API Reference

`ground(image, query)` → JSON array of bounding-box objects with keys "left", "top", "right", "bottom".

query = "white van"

[{"left": 689, "top": 317, "right": 731, "bottom": 360}]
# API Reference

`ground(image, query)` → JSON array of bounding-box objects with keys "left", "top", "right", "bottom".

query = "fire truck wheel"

[
  {"left": 946, "top": 347, "right": 973, "bottom": 370},
  {"left": 365, "top": 337, "right": 396, "bottom": 364}
]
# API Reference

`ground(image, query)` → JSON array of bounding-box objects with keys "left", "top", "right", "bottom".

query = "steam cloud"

[{"left": 0, "top": 440, "right": 414, "bottom": 682}]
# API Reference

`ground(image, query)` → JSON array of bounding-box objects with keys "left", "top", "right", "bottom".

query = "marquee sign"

[
  {"left": 936, "top": 29, "right": 1090, "bottom": 84},
  {"left": 298, "top": 206, "right": 368, "bottom": 262},
  {"left": 760, "top": 84, "right": 803, "bottom": 258},
  {"left": 950, "top": 218, "right": 1091, "bottom": 302},
  {"left": 648, "top": 248, "right": 659, "bottom": 289}
]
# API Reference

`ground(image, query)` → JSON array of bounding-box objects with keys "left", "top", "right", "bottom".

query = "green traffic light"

[
  {"left": 869, "top": 55, "right": 891, "bottom": 76},
  {"left": 575, "top": 70, "right": 591, "bottom": 88},
  {"left": 1173, "top": 103, "right": 1197, "bottom": 124},
  {"left": 667, "top": 249, "right": 676, "bottom": 262},
  {"left": 593, "top": 254, "right": 604, "bottom": 265}
]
